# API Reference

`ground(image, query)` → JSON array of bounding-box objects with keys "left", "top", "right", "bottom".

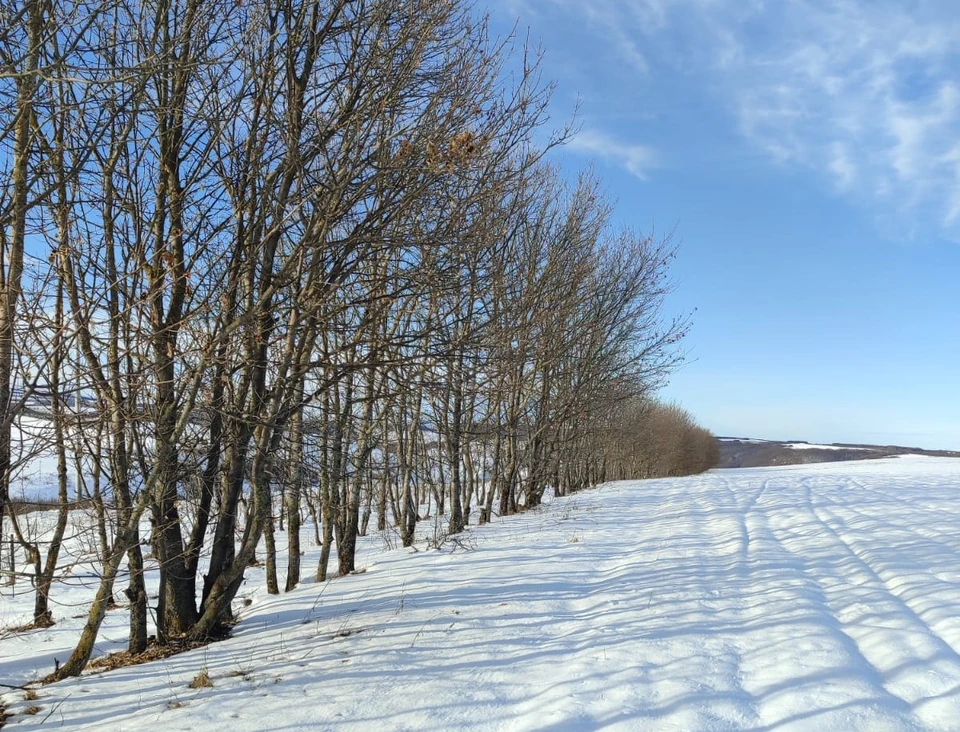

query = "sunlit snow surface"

[{"left": 4, "top": 456, "right": 960, "bottom": 730}]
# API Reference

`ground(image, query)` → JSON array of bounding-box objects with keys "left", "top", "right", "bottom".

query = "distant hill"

[{"left": 715, "top": 437, "right": 960, "bottom": 469}]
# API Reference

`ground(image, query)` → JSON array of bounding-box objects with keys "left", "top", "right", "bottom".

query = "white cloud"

[
  {"left": 697, "top": 1, "right": 960, "bottom": 230},
  {"left": 567, "top": 130, "right": 657, "bottom": 179},
  {"left": 942, "top": 144, "right": 960, "bottom": 226},
  {"left": 828, "top": 143, "right": 857, "bottom": 192},
  {"left": 496, "top": 0, "right": 960, "bottom": 236}
]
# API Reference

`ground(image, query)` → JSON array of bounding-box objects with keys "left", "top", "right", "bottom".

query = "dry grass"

[
  {"left": 226, "top": 668, "right": 254, "bottom": 682},
  {"left": 83, "top": 622, "right": 233, "bottom": 675},
  {"left": 0, "top": 616, "right": 54, "bottom": 638},
  {"left": 188, "top": 669, "right": 213, "bottom": 689},
  {"left": 88, "top": 637, "right": 211, "bottom": 673}
]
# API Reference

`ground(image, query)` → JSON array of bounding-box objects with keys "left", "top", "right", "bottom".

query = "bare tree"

[{"left": 0, "top": 0, "right": 709, "bottom": 683}]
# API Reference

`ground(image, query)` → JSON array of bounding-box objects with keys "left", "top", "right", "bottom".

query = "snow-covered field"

[{"left": 4, "top": 456, "right": 960, "bottom": 730}]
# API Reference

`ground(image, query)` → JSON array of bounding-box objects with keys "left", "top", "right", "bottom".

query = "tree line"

[{"left": 0, "top": 0, "right": 717, "bottom": 680}]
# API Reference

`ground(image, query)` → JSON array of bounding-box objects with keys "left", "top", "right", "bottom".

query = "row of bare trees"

[
  {"left": 598, "top": 400, "right": 721, "bottom": 481},
  {"left": 0, "top": 0, "right": 716, "bottom": 680}
]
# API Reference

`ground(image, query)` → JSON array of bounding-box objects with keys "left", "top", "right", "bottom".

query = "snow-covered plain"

[{"left": 4, "top": 456, "right": 960, "bottom": 730}]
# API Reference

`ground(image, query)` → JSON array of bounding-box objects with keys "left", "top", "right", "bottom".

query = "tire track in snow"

[
  {"left": 546, "top": 476, "right": 764, "bottom": 730},
  {"left": 676, "top": 477, "right": 761, "bottom": 730},
  {"left": 718, "top": 475, "right": 919, "bottom": 730},
  {"left": 768, "top": 476, "right": 959, "bottom": 729},
  {"left": 823, "top": 476, "right": 960, "bottom": 649},
  {"left": 806, "top": 477, "right": 960, "bottom": 725}
]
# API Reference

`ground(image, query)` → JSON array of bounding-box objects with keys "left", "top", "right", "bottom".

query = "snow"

[
  {"left": 4, "top": 456, "right": 960, "bottom": 730},
  {"left": 785, "top": 442, "right": 871, "bottom": 451},
  {"left": 5, "top": 416, "right": 95, "bottom": 504}
]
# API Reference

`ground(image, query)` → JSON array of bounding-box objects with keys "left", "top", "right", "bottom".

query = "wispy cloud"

[
  {"left": 723, "top": 1, "right": 960, "bottom": 232},
  {"left": 567, "top": 130, "right": 657, "bottom": 179},
  {"left": 828, "top": 143, "right": 857, "bottom": 192},
  {"left": 494, "top": 0, "right": 960, "bottom": 236}
]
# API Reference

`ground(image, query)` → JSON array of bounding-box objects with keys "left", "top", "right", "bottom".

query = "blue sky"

[{"left": 487, "top": 0, "right": 960, "bottom": 449}]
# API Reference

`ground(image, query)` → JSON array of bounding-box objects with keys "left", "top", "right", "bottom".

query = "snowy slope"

[{"left": 4, "top": 456, "right": 960, "bottom": 730}]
